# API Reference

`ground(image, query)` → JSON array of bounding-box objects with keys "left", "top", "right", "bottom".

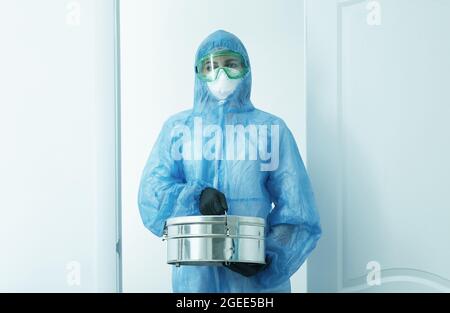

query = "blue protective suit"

[{"left": 138, "top": 30, "right": 321, "bottom": 292}]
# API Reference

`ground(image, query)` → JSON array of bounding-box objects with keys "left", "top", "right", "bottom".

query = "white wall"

[
  {"left": 0, "top": 0, "right": 118, "bottom": 292},
  {"left": 120, "top": 0, "right": 307, "bottom": 292}
]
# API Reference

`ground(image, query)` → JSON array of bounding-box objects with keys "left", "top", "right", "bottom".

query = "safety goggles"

[{"left": 196, "top": 50, "right": 249, "bottom": 82}]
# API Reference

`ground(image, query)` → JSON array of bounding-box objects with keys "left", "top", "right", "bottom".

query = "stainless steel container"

[{"left": 163, "top": 215, "right": 265, "bottom": 266}]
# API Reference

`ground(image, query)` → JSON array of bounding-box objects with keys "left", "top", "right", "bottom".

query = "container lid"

[{"left": 165, "top": 215, "right": 265, "bottom": 227}]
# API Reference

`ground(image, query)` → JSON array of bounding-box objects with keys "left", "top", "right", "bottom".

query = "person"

[{"left": 138, "top": 30, "right": 321, "bottom": 292}]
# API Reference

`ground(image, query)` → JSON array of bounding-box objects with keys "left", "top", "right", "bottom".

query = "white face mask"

[{"left": 207, "top": 69, "right": 242, "bottom": 101}]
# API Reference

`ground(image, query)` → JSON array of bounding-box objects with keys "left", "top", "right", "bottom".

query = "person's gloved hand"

[
  {"left": 224, "top": 261, "right": 269, "bottom": 277},
  {"left": 199, "top": 187, "right": 228, "bottom": 215}
]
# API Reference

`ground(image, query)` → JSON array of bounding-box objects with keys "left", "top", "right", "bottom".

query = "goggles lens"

[{"left": 196, "top": 50, "right": 248, "bottom": 82}]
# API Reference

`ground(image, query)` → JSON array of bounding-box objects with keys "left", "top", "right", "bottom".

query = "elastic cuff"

[{"left": 176, "top": 179, "right": 213, "bottom": 216}]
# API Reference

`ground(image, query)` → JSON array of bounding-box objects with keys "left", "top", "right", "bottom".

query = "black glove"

[
  {"left": 224, "top": 261, "right": 269, "bottom": 277},
  {"left": 199, "top": 187, "right": 228, "bottom": 215}
]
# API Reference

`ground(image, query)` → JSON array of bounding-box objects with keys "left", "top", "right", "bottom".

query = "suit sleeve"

[
  {"left": 256, "top": 123, "right": 322, "bottom": 287},
  {"left": 138, "top": 120, "right": 211, "bottom": 236}
]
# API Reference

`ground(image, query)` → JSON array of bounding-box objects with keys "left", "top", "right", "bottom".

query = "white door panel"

[{"left": 307, "top": 0, "right": 450, "bottom": 292}]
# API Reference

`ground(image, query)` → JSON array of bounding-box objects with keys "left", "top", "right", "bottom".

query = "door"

[
  {"left": 306, "top": 0, "right": 450, "bottom": 292},
  {"left": 120, "top": 0, "right": 308, "bottom": 292},
  {"left": 0, "top": 0, "right": 121, "bottom": 292}
]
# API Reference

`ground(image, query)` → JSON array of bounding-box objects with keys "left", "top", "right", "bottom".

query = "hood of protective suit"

[{"left": 193, "top": 30, "right": 254, "bottom": 115}]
